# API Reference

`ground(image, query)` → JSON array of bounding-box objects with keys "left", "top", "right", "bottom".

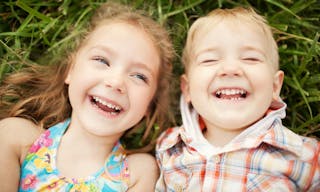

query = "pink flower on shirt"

[
  {"left": 29, "top": 130, "right": 53, "bottom": 153},
  {"left": 21, "top": 174, "right": 38, "bottom": 190}
]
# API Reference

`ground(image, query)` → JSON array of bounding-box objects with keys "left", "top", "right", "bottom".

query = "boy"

[{"left": 156, "top": 7, "right": 319, "bottom": 191}]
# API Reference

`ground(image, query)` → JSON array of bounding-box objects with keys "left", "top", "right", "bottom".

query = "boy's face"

[{"left": 181, "top": 20, "right": 284, "bottom": 134}]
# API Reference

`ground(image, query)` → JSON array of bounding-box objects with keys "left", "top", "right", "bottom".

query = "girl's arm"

[
  {"left": 0, "top": 117, "right": 40, "bottom": 191},
  {"left": 127, "top": 153, "right": 159, "bottom": 192}
]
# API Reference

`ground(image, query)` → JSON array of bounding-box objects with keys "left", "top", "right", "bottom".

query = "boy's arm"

[
  {"left": 154, "top": 145, "right": 166, "bottom": 191},
  {"left": 0, "top": 117, "right": 40, "bottom": 191},
  {"left": 127, "top": 153, "right": 159, "bottom": 192},
  {"left": 307, "top": 142, "right": 320, "bottom": 191}
]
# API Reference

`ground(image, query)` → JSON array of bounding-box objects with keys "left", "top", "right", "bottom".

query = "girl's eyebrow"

[
  {"left": 131, "top": 62, "right": 156, "bottom": 77},
  {"left": 89, "top": 45, "right": 156, "bottom": 76},
  {"left": 89, "top": 45, "right": 115, "bottom": 55}
]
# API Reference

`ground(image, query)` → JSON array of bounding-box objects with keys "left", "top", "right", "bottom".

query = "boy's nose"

[{"left": 218, "top": 60, "right": 243, "bottom": 77}]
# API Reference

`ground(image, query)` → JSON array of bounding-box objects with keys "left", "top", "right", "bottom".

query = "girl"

[{"left": 0, "top": 2, "right": 174, "bottom": 191}]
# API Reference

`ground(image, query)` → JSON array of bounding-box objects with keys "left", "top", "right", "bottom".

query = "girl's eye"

[
  {"left": 132, "top": 73, "right": 148, "bottom": 84},
  {"left": 93, "top": 57, "right": 110, "bottom": 66}
]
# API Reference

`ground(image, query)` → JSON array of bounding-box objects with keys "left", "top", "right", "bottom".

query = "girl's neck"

[{"left": 56, "top": 123, "right": 121, "bottom": 179}]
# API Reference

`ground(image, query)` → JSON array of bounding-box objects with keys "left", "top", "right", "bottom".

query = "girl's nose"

[{"left": 104, "top": 71, "right": 126, "bottom": 94}]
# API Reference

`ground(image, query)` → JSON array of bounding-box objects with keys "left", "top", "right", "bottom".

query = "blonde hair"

[
  {"left": 0, "top": 2, "right": 174, "bottom": 152},
  {"left": 182, "top": 7, "right": 278, "bottom": 72}
]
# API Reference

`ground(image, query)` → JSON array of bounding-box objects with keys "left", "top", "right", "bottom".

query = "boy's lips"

[
  {"left": 90, "top": 95, "right": 124, "bottom": 115},
  {"left": 214, "top": 88, "right": 248, "bottom": 100}
]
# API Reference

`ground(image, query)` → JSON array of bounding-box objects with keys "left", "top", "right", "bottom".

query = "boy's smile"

[
  {"left": 214, "top": 88, "right": 247, "bottom": 100},
  {"left": 181, "top": 19, "right": 284, "bottom": 144}
]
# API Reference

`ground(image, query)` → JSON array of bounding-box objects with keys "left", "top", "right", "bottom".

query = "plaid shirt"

[{"left": 155, "top": 98, "right": 320, "bottom": 191}]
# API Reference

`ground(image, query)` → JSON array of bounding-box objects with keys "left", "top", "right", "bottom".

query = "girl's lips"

[{"left": 90, "top": 95, "right": 124, "bottom": 115}]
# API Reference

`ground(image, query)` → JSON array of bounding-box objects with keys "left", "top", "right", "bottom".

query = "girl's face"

[
  {"left": 65, "top": 22, "right": 160, "bottom": 140},
  {"left": 182, "top": 20, "right": 283, "bottom": 137}
]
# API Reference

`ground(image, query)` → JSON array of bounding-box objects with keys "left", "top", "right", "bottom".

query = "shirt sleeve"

[{"left": 306, "top": 142, "right": 320, "bottom": 191}]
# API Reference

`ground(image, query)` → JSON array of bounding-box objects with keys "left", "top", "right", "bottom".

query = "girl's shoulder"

[
  {"left": 0, "top": 117, "right": 42, "bottom": 163},
  {"left": 126, "top": 153, "right": 158, "bottom": 191}
]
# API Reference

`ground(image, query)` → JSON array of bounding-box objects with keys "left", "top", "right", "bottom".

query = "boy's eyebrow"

[
  {"left": 194, "top": 47, "right": 219, "bottom": 59},
  {"left": 195, "top": 46, "right": 267, "bottom": 59},
  {"left": 240, "top": 45, "right": 266, "bottom": 56}
]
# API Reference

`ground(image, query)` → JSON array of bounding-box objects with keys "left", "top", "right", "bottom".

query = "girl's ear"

[
  {"left": 273, "top": 70, "right": 284, "bottom": 100},
  {"left": 180, "top": 74, "right": 191, "bottom": 103},
  {"left": 65, "top": 71, "right": 72, "bottom": 84},
  {"left": 64, "top": 54, "right": 75, "bottom": 85}
]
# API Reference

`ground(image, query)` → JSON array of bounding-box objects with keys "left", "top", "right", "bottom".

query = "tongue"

[{"left": 96, "top": 102, "right": 117, "bottom": 113}]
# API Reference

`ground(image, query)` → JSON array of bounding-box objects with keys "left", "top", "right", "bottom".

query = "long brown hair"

[{"left": 0, "top": 2, "right": 174, "bottom": 152}]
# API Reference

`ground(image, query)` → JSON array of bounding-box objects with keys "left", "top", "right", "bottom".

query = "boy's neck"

[{"left": 203, "top": 126, "right": 245, "bottom": 147}]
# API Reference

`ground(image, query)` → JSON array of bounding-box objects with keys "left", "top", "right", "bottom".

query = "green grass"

[{"left": 1, "top": 0, "right": 319, "bottom": 142}]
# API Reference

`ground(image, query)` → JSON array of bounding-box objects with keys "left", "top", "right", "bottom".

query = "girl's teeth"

[{"left": 93, "top": 96, "right": 122, "bottom": 111}]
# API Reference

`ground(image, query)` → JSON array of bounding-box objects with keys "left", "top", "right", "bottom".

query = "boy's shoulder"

[
  {"left": 276, "top": 125, "right": 319, "bottom": 157},
  {"left": 296, "top": 134, "right": 320, "bottom": 161}
]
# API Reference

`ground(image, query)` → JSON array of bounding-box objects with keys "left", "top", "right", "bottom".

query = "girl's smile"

[
  {"left": 90, "top": 95, "right": 123, "bottom": 116},
  {"left": 65, "top": 22, "right": 160, "bottom": 138}
]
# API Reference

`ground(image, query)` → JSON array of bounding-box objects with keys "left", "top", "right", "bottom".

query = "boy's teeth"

[
  {"left": 93, "top": 96, "right": 122, "bottom": 111},
  {"left": 215, "top": 88, "right": 247, "bottom": 98}
]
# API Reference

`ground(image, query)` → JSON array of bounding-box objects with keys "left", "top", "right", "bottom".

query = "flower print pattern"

[
  {"left": 29, "top": 130, "right": 53, "bottom": 153},
  {"left": 33, "top": 147, "right": 53, "bottom": 173},
  {"left": 19, "top": 119, "right": 130, "bottom": 192},
  {"left": 21, "top": 174, "right": 38, "bottom": 190}
]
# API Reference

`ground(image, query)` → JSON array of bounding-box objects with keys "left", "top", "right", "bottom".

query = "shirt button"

[
  {"left": 174, "top": 184, "right": 183, "bottom": 192},
  {"left": 214, "top": 155, "right": 221, "bottom": 163}
]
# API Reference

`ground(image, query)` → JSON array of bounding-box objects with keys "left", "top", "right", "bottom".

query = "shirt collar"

[{"left": 158, "top": 96, "right": 303, "bottom": 158}]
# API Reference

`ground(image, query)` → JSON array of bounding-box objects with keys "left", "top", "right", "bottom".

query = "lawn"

[{"left": 0, "top": 0, "right": 319, "bottom": 148}]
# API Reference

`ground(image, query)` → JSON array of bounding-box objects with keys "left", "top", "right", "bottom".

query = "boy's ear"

[
  {"left": 273, "top": 70, "right": 284, "bottom": 100},
  {"left": 180, "top": 74, "right": 191, "bottom": 103}
]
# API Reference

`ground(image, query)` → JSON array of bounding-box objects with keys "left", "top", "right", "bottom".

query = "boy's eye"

[
  {"left": 203, "top": 59, "right": 218, "bottom": 63},
  {"left": 93, "top": 57, "right": 110, "bottom": 66},
  {"left": 132, "top": 73, "right": 148, "bottom": 84},
  {"left": 243, "top": 57, "right": 260, "bottom": 61},
  {"left": 242, "top": 57, "right": 263, "bottom": 64},
  {"left": 200, "top": 59, "right": 218, "bottom": 65}
]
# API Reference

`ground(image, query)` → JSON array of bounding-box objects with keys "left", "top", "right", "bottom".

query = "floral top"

[{"left": 19, "top": 119, "right": 130, "bottom": 192}]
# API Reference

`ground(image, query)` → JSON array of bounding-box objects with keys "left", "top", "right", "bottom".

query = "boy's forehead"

[
  {"left": 193, "top": 16, "right": 263, "bottom": 41},
  {"left": 191, "top": 17, "right": 266, "bottom": 54}
]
